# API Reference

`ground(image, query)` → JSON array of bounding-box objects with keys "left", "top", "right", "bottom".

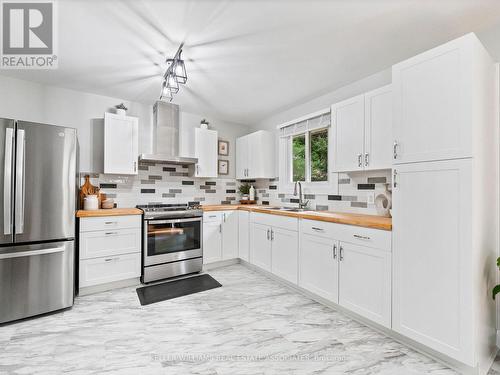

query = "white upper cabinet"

[
  {"left": 392, "top": 159, "right": 473, "bottom": 364},
  {"left": 104, "top": 113, "right": 138, "bottom": 175},
  {"left": 331, "top": 86, "right": 392, "bottom": 172},
  {"left": 392, "top": 33, "right": 493, "bottom": 164},
  {"left": 236, "top": 130, "right": 275, "bottom": 179},
  {"left": 364, "top": 85, "right": 393, "bottom": 170},
  {"left": 332, "top": 94, "right": 365, "bottom": 172},
  {"left": 194, "top": 128, "right": 218, "bottom": 178}
]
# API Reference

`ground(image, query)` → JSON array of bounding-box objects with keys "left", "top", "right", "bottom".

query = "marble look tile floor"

[{"left": 0, "top": 264, "right": 497, "bottom": 374}]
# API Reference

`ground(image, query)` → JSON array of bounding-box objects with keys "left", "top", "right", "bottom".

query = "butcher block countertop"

[
  {"left": 201, "top": 204, "right": 392, "bottom": 231},
  {"left": 76, "top": 208, "right": 143, "bottom": 218}
]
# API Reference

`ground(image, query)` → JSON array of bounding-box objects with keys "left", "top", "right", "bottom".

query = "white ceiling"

[{"left": 3, "top": 0, "right": 500, "bottom": 126}]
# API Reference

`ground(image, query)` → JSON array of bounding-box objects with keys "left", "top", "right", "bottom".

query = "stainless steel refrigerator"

[{"left": 0, "top": 118, "right": 77, "bottom": 324}]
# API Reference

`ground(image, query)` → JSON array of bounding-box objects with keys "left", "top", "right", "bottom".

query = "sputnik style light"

[{"left": 160, "top": 43, "right": 187, "bottom": 102}]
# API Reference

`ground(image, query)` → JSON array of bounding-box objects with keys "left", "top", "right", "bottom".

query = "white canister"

[
  {"left": 249, "top": 185, "right": 255, "bottom": 201},
  {"left": 84, "top": 195, "right": 99, "bottom": 210}
]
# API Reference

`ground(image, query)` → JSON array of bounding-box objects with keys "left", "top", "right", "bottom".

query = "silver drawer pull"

[
  {"left": 311, "top": 227, "right": 324, "bottom": 232},
  {"left": 104, "top": 221, "right": 117, "bottom": 225},
  {"left": 105, "top": 257, "right": 118, "bottom": 262},
  {"left": 353, "top": 234, "right": 370, "bottom": 240},
  {"left": 105, "top": 232, "right": 118, "bottom": 235}
]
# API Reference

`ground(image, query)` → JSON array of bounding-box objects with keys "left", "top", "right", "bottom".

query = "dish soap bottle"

[{"left": 249, "top": 185, "right": 255, "bottom": 201}]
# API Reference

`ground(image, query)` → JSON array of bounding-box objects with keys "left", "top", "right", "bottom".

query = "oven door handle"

[{"left": 147, "top": 217, "right": 202, "bottom": 225}]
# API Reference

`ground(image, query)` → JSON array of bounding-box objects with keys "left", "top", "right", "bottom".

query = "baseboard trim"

[
  {"left": 238, "top": 260, "right": 480, "bottom": 375},
  {"left": 78, "top": 278, "right": 140, "bottom": 296},
  {"left": 202, "top": 258, "right": 239, "bottom": 271}
]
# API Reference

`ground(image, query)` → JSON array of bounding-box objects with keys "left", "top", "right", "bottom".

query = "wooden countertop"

[
  {"left": 201, "top": 205, "right": 392, "bottom": 231},
  {"left": 76, "top": 208, "right": 143, "bottom": 218}
]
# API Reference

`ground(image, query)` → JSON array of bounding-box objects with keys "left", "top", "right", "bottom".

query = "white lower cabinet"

[
  {"left": 238, "top": 211, "right": 250, "bottom": 261},
  {"left": 250, "top": 223, "right": 272, "bottom": 271},
  {"left": 203, "top": 211, "right": 239, "bottom": 265},
  {"left": 299, "top": 233, "right": 339, "bottom": 302},
  {"left": 79, "top": 215, "right": 142, "bottom": 290},
  {"left": 202, "top": 219, "right": 222, "bottom": 264},
  {"left": 338, "top": 242, "right": 391, "bottom": 328},
  {"left": 271, "top": 227, "right": 298, "bottom": 284},
  {"left": 80, "top": 253, "right": 141, "bottom": 288},
  {"left": 222, "top": 211, "right": 238, "bottom": 260}
]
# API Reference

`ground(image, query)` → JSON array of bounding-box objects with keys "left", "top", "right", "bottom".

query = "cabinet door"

[
  {"left": 392, "top": 36, "right": 474, "bottom": 164},
  {"left": 238, "top": 210, "right": 250, "bottom": 261},
  {"left": 332, "top": 95, "right": 365, "bottom": 172},
  {"left": 338, "top": 242, "right": 391, "bottom": 327},
  {"left": 248, "top": 131, "right": 276, "bottom": 179},
  {"left": 104, "top": 113, "right": 138, "bottom": 174},
  {"left": 299, "top": 234, "right": 339, "bottom": 302},
  {"left": 195, "top": 128, "right": 218, "bottom": 178},
  {"left": 236, "top": 136, "right": 249, "bottom": 179},
  {"left": 392, "top": 159, "right": 473, "bottom": 364},
  {"left": 79, "top": 253, "right": 141, "bottom": 288},
  {"left": 202, "top": 220, "right": 222, "bottom": 264},
  {"left": 364, "top": 85, "right": 392, "bottom": 170},
  {"left": 222, "top": 211, "right": 238, "bottom": 260},
  {"left": 250, "top": 223, "right": 272, "bottom": 271},
  {"left": 271, "top": 227, "right": 298, "bottom": 284}
]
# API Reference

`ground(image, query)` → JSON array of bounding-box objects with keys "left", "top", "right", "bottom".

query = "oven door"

[{"left": 144, "top": 217, "right": 202, "bottom": 266}]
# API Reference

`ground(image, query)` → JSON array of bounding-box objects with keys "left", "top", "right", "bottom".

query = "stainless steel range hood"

[{"left": 139, "top": 101, "right": 198, "bottom": 164}]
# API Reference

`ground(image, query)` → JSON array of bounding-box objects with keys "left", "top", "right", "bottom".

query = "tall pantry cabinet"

[{"left": 391, "top": 33, "right": 498, "bottom": 373}]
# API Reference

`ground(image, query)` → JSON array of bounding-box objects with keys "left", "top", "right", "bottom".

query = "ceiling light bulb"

[{"left": 166, "top": 73, "right": 179, "bottom": 93}]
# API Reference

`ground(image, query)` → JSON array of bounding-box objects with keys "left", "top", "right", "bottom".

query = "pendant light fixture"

[{"left": 160, "top": 43, "right": 187, "bottom": 102}]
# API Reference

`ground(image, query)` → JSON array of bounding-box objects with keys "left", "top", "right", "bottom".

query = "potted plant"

[
  {"left": 238, "top": 183, "right": 251, "bottom": 201},
  {"left": 493, "top": 257, "right": 500, "bottom": 299}
]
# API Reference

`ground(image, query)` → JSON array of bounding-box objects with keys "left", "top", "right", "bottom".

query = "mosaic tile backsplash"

[{"left": 81, "top": 163, "right": 391, "bottom": 216}]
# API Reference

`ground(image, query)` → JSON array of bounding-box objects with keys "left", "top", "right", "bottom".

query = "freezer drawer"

[{"left": 0, "top": 241, "right": 74, "bottom": 324}]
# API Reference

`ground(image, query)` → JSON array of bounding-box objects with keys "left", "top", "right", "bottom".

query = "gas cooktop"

[{"left": 137, "top": 203, "right": 203, "bottom": 220}]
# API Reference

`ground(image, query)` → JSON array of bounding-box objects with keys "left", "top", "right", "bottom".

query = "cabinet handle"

[
  {"left": 311, "top": 227, "right": 324, "bottom": 232},
  {"left": 219, "top": 224, "right": 222, "bottom": 233},
  {"left": 364, "top": 153, "right": 369, "bottom": 167},
  {"left": 267, "top": 229, "right": 270, "bottom": 240},
  {"left": 105, "top": 232, "right": 118, "bottom": 235},
  {"left": 271, "top": 229, "right": 274, "bottom": 241},
  {"left": 105, "top": 257, "right": 118, "bottom": 262},
  {"left": 357, "top": 153, "right": 362, "bottom": 168},
  {"left": 339, "top": 246, "right": 344, "bottom": 261},
  {"left": 196, "top": 165, "right": 200, "bottom": 175},
  {"left": 393, "top": 169, "right": 397, "bottom": 188},
  {"left": 104, "top": 221, "right": 117, "bottom": 225},
  {"left": 134, "top": 161, "right": 137, "bottom": 172},
  {"left": 393, "top": 141, "right": 398, "bottom": 160},
  {"left": 333, "top": 244, "right": 337, "bottom": 259},
  {"left": 353, "top": 234, "right": 370, "bottom": 240}
]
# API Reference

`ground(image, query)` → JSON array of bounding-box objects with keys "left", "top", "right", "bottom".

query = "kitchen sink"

[{"left": 265, "top": 207, "right": 308, "bottom": 212}]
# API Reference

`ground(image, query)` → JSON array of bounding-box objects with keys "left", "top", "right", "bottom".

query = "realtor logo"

[{"left": 1, "top": 1, "right": 57, "bottom": 69}]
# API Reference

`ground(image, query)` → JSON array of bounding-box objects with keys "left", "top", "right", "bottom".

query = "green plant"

[
  {"left": 238, "top": 183, "right": 250, "bottom": 195},
  {"left": 493, "top": 257, "right": 500, "bottom": 299}
]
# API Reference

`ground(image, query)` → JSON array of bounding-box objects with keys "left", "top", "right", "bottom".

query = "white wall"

[
  {"left": 0, "top": 75, "right": 252, "bottom": 175},
  {"left": 255, "top": 69, "right": 391, "bottom": 130}
]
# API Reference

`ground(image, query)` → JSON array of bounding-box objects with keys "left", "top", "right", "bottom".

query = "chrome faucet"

[{"left": 293, "top": 181, "right": 309, "bottom": 209}]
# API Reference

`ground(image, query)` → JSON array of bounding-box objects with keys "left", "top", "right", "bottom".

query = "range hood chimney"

[{"left": 139, "top": 101, "right": 198, "bottom": 165}]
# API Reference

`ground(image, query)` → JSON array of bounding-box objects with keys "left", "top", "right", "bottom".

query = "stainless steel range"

[{"left": 138, "top": 204, "right": 203, "bottom": 283}]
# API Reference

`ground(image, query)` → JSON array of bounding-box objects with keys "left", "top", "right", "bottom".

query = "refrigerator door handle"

[
  {"left": 0, "top": 246, "right": 65, "bottom": 260},
  {"left": 15, "top": 129, "right": 25, "bottom": 234},
  {"left": 3, "top": 128, "right": 13, "bottom": 235}
]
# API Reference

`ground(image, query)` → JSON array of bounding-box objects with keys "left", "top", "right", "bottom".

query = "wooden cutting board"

[{"left": 79, "top": 175, "right": 105, "bottom": 209}]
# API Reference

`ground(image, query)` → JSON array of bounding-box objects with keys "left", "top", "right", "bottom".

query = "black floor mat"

[{"left": 136, "top": 274, "right": 222, "bottom": 306}]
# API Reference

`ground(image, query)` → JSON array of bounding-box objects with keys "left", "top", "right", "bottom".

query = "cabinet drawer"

[
  {"left": 80, "top": 228, "right": 141, "bottom": 260},
  {"left": 203, "top": 212, "right": 223, "bottom": 223},
  {"left": 79, "top": 253, "right": 141, "bottom": 287},
  {"left": 80, "top": 215, "right": 141, "bottom": 232},
  {"left": 251, "top": 212, "right": 298, "bottom": 231},
  {"left": 300, "top": 219, "right": 338, "bottom": 239},
  {"left": 337, "top": 225, "right": 391, "bottom": 251}
]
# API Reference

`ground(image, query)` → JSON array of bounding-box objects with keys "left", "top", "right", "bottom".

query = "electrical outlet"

[{"left": 367, "top": 192, "right": 375, "bottom": 204}]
